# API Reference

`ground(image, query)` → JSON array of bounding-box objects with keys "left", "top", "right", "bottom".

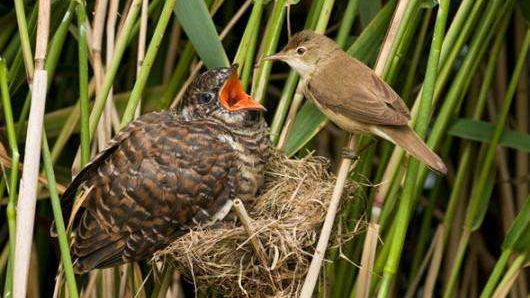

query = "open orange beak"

[{"left": 219, "top": 72, "right": 266, "bottom": 112}]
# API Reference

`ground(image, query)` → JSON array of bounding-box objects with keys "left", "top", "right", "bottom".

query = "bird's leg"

[{"left": 340, "top": 139, "right": 376, "bottom": 160}]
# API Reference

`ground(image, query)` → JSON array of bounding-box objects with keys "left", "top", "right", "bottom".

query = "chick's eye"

[
  {"left": 296, "top": 47, "right": 306, "bottom": 55},
  {"left": 199, "top": 92, "right": 214, "bottom": 104}
]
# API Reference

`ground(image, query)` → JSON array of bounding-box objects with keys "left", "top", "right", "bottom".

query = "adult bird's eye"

[
  {"left": 199, "top": 92, "right": 214, "bottom": 104},
  {"left": 296, "top": 47, "right": 306, "bottom": 56}
]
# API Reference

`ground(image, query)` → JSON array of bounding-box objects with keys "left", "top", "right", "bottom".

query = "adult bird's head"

[
  {"left": 179, "top": 65, "right": 266, "bottom": 125},
  {"left": 264, "top": 30, "right": 340, "bottom": 78}
]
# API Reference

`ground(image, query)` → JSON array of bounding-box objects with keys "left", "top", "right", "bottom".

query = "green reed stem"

[
  {"left": 335, "top": 0, "right": 360, "bottom": 47},
  {"left": 76, "top": 2, "right": 90, "bottom": 166},
  {"left": 269, "top": 0, "right": 326, "bottom": 143},
  {"left": 89, "top": 0, "right": 142, "bottom": 134},
  {"left": 157, "top": 42, "right": 195, "bottom": 110},
  {"left": 12, "top": 0, "right": 34, "bottom": 81},
  {"left": 478, "top": 249, "right": 512, "bottom": 298},
  {"left": 490, "top": 253, "right": 527, "bottom": 298},
  {"left": 41, "top": 133, "right": 79, "bottom": 298},
  {"left": 413, "top": 0, "right": 511, "bottom": 212},
  {"left": 440, "top": 11, "right": 506, "bottom": 243},
  {"left": 377, "top": 0, "right": 450, "bottom": 296},
  {"left": 241, "top": 29, "right": 259, "bottom": 90},
  {"left": 233, "top": 0, "right": 264, "bottom": 68},
  {"left": 442, "top": 24, "right": 529, "bottom": 298},
  {"left": 401, "top": 9, "right": 431, "bottom": 100},
  {"left": 434, "top": 0, "right": 486, "bottom": 102},
  {"left": 314, "top": 0, "right": 336, "bottom": 33},
  {"left": 121, "top": 0, "right": 179, "bottom": 126},
  {"left": 0, "top": 58, "right": 19, "bottom": 298},
  {"left": 251, "top": 0, "right": 287, "bottom": 103},
  {"left": 409, "top": 178, "right": 441, "bottom": 277}
]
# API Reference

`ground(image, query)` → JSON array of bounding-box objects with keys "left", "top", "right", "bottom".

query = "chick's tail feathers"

[{"left": 374, "top": 126, "right": 447, "bottom": 175}]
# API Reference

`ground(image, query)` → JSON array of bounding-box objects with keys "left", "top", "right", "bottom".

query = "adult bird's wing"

[
  {"left": 308, "top": 55, "right": 410, "bottom": 126},
  {"left": 63, "top": 112, "right": 237, "bottom": 273}
]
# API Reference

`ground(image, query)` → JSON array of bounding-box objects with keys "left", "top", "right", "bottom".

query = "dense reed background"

[{"left": 0, "top": 0, "right": 529, "bottom": 297}]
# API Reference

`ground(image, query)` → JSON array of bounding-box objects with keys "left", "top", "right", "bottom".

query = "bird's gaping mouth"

[{"left": 219, "top": 71, "right": 266, "bottom": 112}]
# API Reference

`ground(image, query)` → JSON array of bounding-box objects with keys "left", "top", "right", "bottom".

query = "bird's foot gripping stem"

[
  {"left": 341, "top": 148, "right": 360, "bottom": 160},
  {"left": 340, "top": 139, "right": 375, "bottom": 160}
]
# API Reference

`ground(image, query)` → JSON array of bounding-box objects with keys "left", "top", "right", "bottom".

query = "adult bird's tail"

[{"left": 374, "top": 126, "right": 447, "bottom": 175}]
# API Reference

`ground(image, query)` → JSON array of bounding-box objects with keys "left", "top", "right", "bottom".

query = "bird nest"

[{"left": 153, "top": 152, "right": 359, "bottom": 297}]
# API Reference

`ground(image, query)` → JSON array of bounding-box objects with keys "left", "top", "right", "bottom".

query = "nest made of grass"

[{"left": 153, "top": 152, "right": 359, "bottom": 297}]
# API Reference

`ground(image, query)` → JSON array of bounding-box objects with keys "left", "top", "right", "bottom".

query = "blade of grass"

[
  {"left": 447, "top": 119, "right": 530, "bottom": 152},
  {"left": 173, "top": 0, "right": 229, "bottom": 68}
]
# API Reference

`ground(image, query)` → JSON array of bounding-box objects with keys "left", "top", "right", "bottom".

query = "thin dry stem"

[
  {"left": 355, "top": 221, "right": 380, "bottom": 298},
  {"left": 34, "top": 0, "right": 50, "bottom": 68},
  {"left": 135, "top": 0, "right": 148, "bottom": 118},
  {"left": 14, "top": 0, "right": 51, "bottom": 291},
  {"left": 163, "top": 21, "right": 181, "bottom": 83},
  {"left": 0, "top": 149, "right": 66, "bottom": 194},
  {"left": 421, "top": 226, "right": 445, "bottom": 298},
  {"left": 14, "top": 40, "right": 50, "bottom": 298},
  {"left": 233, "top": 199, "right": 271, "bottom": 268}
]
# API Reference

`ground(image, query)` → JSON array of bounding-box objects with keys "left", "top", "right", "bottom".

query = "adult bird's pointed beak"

[{"left": 262, "top": 52, "right": 288, "bottom": 61}]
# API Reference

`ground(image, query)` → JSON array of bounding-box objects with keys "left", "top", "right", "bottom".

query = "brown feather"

[
  {"left": 308, "top": 53, "right": 410, "bottom": 126},
  {"left": 375, "top": 126, "right": 447, "bottom": 175},
  {"left": 66, "top": 110, "right": 269, "bottom": 273}
]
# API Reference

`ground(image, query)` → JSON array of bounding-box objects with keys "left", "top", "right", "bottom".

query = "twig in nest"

[
  {"left": 233, "top": 199, "right": 270, "bottom": 268},
  {"left": 233, "top": 199, "right": 279, "bottom": 291}
]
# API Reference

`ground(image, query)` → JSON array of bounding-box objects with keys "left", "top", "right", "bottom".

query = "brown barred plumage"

[{"left": 61, "top": 67, "right": 270, "bottom": 273}]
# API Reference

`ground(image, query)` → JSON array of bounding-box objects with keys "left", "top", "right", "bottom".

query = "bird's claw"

[
  {"left": 340, "top": 139, "right": 376, "bottom": 160},
  {"left": 341, "top": 148, "right": 360, "bottom": 160}
]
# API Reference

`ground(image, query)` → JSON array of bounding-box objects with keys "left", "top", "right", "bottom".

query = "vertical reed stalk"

[
  {"left": 442, "top": 27, "right": 530, "bottom": 298},
  {"left": 0, "top": 58, "right": 20, "bottom": 298},
  {"left": 120, "top": 0, "right": 179, "bottom": 126},
  {"left": 88, "top": 0, "right": 142, "bottom": 135},
  {"left": 251, "top": 0, "right": 287, "bottom": 103},
  {"left": 378, "top": 0, "right": 449, "bottom": 295},
  {"left": 12, "top": 0, "right": 34, "bottom": 82},
  {"left": 77, "top": 2, "right": 90, "bottom": 166},
  {"left": 13, "top": 0, "right": 50, "bottom": 296},
  {"left": 41, "top": 134, "right": 79, "bottom": 298}
]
